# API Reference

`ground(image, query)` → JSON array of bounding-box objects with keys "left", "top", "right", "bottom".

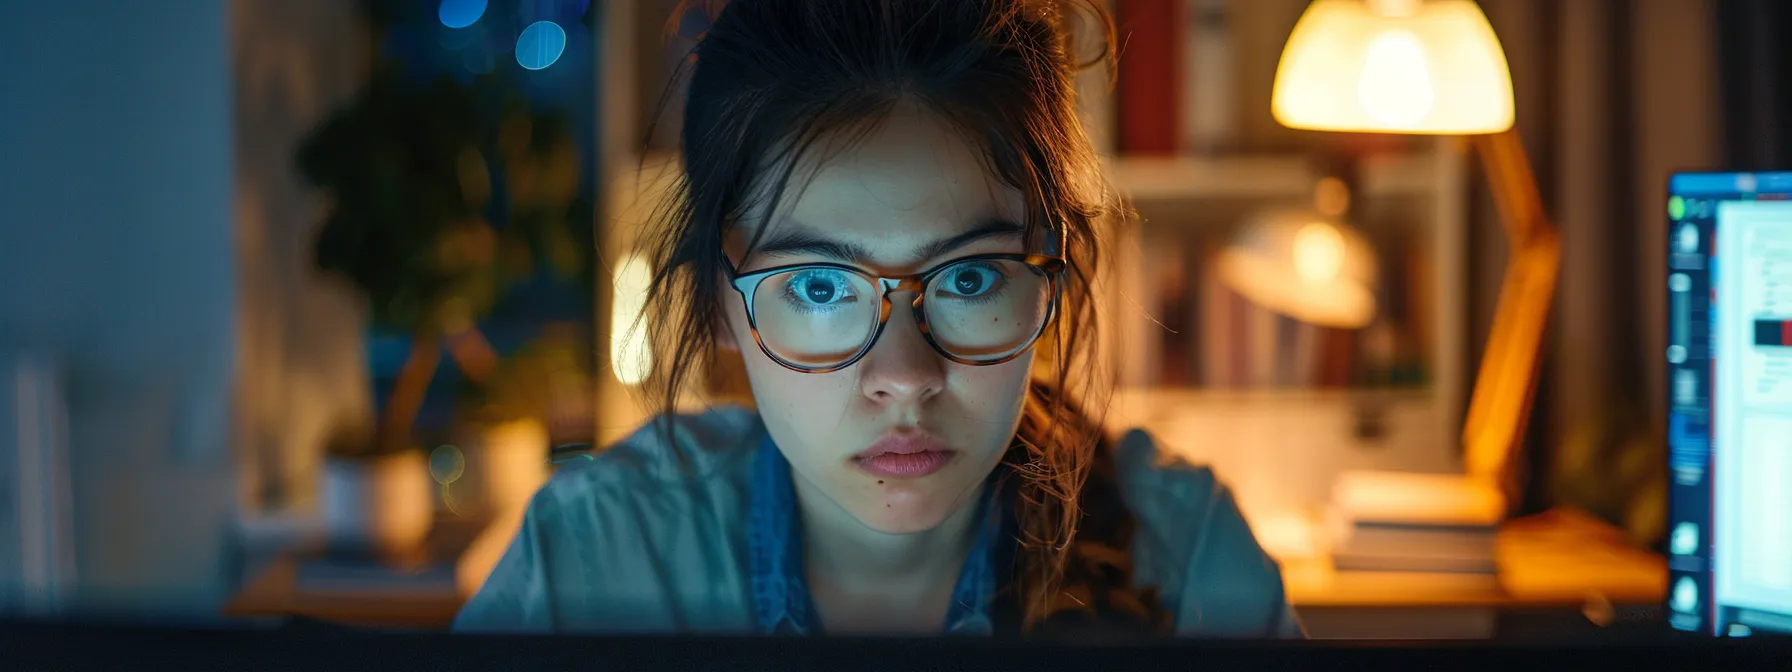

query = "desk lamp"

[
  {"left": 1214, "top": 179, "right": 1380, "bottom": 329},
  {"left": 1269, "top": 0, "right": 1561, "bottom": 511}
]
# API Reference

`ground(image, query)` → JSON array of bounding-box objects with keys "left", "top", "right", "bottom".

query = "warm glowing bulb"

[
  {"left": 1356, "top": 30, "right": 1434, "bottom": 127},
  {"left": 1292, "top": 222, "right": 1347, "bottom": 283},
  {"left": 609, "top": 254, "right": 653, "bottom": 385},
  {"left": 1270, "top": 0, "right": 1514, "bottom": 134}
]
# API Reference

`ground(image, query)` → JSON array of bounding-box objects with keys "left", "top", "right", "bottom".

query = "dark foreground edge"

[{"left": 1, "top": 618, "right": 1785, "bottom": 672}]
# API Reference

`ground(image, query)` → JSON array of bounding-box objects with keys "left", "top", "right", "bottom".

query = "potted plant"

[
  {"left": 450, "top": 324, "right": 605, "bottom": 515},
  {"left": 318, "top": 422, "right": 434, "bottom": 559},
  {"left": 298, "top": 58, "right": 587, "bottom": 541}
]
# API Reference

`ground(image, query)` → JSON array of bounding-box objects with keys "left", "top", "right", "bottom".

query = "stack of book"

[{"left": 1326, "top": 471, "right": 1506, "bottom": 586}]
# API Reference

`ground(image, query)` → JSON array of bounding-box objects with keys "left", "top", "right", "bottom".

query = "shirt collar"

[
  {"left": 748, "top": 431, "right": 1006, "bottom": 636},
  {"left": 749, "top": 430, "right": 813, "bottom": 634}
]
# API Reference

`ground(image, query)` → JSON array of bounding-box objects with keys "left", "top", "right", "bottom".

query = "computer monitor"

[{"left": 1667, "top": 170, "right": 1792, "bottom": 637}]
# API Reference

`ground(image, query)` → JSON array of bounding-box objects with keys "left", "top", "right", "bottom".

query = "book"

[
  {"left": 1182, "top": 0, "right": 1236, "bottom": 155},
  {"left": 1326, "top": 470, "right": 1504, "bottom": 576},
  {"left": 1330, "top": 470, "right": 1507, "bottom": 528},
  {"left": 1330, "top": 550, "right": 1498, "bottom": 575},
  {"left": 1116, "top": 0, "right": 1184, "bottom": 154},
  {"left": 1198, "top": 252, "right": 1234, "bottom": 388},
  {"left": 1331, "top": 521, "right": 1499, "bottom": 575},
  {"left": 1337, "top": 521, "right": 1500, "bottom": 559},
  {"left": 1149, "top": 230, "right": 1191, "bottom": 386}
]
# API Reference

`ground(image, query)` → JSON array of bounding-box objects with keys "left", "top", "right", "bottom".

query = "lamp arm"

[{"left": 1461, "top": 128, "right": 1562, "bottom": 507}]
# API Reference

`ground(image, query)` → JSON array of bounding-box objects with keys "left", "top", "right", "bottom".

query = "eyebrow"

[{"left": 752, "top": 217, "right": 1026, "bottom": 266}]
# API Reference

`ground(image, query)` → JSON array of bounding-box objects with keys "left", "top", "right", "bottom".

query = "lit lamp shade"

[
  {"left": 1214, "top": 209, "right": 1378, "bottom": 328},
  {"left": 1270, "top": 0, "right": 1514, "bottom": 134}
]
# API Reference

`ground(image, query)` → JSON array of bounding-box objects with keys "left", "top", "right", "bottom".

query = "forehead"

[{"left": 743, "top": 101, "right": 1025, "bottom": 266}]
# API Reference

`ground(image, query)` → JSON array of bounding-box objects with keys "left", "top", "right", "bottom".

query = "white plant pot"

[
  {"left": 454, "top": 418, "right": 549, "bottom": 515},
  {"left": 321, "top": 450, "right": 434, "bottom": 556}
]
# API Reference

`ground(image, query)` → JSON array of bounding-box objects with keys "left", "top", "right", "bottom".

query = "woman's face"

[{"left": 721, "top": 101, "right": 1035, "bottom": 535}]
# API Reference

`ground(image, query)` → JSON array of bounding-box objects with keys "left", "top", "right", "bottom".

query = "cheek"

[
  {"left": 727, "top": 292, "right": 859, "bottom": 440},
  {"left": 744, "top": 358, "right": 853, "bottom": 418},
  {"left": 947, "top": 351, "right": 1036, "bottom": 423}
]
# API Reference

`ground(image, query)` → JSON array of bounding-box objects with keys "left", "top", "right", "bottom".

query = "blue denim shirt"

[
  {"left": 452, "top": 407, "right": 1302, "bottom": 637},
  {"left": 749, "top": 433, "right": 1002, "bottom": 635}
]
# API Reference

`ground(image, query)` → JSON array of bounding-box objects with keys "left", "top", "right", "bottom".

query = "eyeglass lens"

[{"left": 748, "top": 258, "right": 1051, "bottom": 368}]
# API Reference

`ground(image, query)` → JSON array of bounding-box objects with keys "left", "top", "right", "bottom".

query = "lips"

[{"left": 853, "top": 432, "right": 955, "bottom": 478}]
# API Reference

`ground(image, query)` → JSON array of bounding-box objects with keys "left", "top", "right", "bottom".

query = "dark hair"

[{"left": 637, "top": 0, "right": 1167, "bottom": 635}]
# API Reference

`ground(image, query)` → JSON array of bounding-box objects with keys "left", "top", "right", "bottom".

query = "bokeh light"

[
  {"left": 429, "top": 444, "right": 466, "bottom": 485},
  {"left": 1292, "top": 221, "right": 1347, "bottom": 283},
  {"left": 438, "top": 0, "right": 488, "bottom": 29},
  {"left": 515, "top": 21, "right": 567, "bottom": 71}
]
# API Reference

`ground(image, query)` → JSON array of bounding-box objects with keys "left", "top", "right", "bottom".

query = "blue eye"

[
  {"left": 937, "top": 263, "right": 1005, "bottom": 298},
  {"left": 784, "top": 269, "right": 857, "bottom": 307}
]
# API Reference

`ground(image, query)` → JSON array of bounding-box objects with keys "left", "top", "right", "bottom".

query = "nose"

[{"left": 857, "top": 297, "right": 945, "bottom": 407}]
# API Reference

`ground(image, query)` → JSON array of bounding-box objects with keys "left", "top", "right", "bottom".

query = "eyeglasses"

[{"left": 725, "top": 252, "right": 1066, "bottom": 373}]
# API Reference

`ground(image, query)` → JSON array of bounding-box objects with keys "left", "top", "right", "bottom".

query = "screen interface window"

[{"left": 1668, "top": 171, "right": 1792, "bottom": 637}]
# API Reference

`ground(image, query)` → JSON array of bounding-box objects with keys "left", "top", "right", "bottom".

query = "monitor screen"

[{"left": 1667, "top": 170, "right": 1792, "bottom": 637}]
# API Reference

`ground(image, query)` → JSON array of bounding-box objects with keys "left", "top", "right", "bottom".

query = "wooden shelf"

[
  {"left": 1113, "top": 385, "right": 1434, "bottom": 406},
  {"left": 1105, "top": 151, "right": 1443, "bottom": 203},
  {"left": 1107, "top": 387, "right": 1440, "bottom": 431}
]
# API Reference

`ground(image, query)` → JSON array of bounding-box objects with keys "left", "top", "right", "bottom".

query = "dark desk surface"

[
  {"left": 227, "top": 507, "right": 1667, "bottom": 636},
  {"left": 3, "top": 619, "right": 1784, "bottom": 672}
]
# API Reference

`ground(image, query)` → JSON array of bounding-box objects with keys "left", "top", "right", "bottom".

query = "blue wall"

[{"left": 0, "top": 1, "right": 241, "bottom": 618}]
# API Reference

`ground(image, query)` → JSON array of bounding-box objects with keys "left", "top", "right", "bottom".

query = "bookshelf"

[
  {"left": 1100, "top": 139, "right": 1468, "bottom": 397},
  {"left": 1095, "top": 148, "right": 1471, "bottom": 533},
  {"left": 1065, "top": 1, "right": 1473, "bottom": 533}
]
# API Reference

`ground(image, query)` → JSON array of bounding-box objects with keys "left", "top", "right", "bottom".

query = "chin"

[{"left": 852, "top": 490, "right": 956, "bottom": 534}]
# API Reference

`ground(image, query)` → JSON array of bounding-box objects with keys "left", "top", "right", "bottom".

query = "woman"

[{"left": 455, "top": 0, "right": 1300, "bottom": 638}]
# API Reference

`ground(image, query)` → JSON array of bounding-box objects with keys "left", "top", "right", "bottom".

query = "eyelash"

[
  {"left": 780, "top": 270, "right": 857, "bottom": 313},
  {"left": 932, "top": 263, "right": 1009, "bottom": 305}
]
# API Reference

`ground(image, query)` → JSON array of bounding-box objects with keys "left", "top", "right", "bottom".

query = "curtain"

[
  {"left": 1715, "top": 0, "right": 1792, "bottom": 170},
  {"left": 1471, "top": 0, "right": 1724, "bottom": 548}
]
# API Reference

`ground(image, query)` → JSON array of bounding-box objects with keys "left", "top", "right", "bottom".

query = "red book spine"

[{"left": 1115, "top": 0, "right": 1182, "bottom": 155}]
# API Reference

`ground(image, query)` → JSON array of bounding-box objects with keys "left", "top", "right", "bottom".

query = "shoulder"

[
  {"left": 1113, "top": 428, "right": 1303, "bottom": 638},
  {"left": 454, "top": 406, "right": 764, "bottom": 633},
  {"left": 540, "top": 404, "right": 763, "bottom": 505},
  {"left": 524, "top": 403, "right": 763, "bottom": 557}
]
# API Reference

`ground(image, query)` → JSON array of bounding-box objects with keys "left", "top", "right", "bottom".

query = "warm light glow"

[
  {"left": 1292, "top": 222, "right": 1347, "bottom": 283},
  {"left": 609, "top": 254, "right": 653, "bottom": 385},
  {"left": 1254, "top": 511, "right": 1323, "bottom": 560},
  {"left": 477, "top": 419, "right": 549, "bottom": 514},
  {"left": 1271, "top": 0, "right": 1514, "bottom": 134},
  {"left": 1356, "top": 30, "right": 1434, "bottom": 127},
  {"left": 1332, "top": 470, "right": 1507, "bottom": 527},
  {"left": 1215, "top": 210, "right": 1378, "bottom": 329}
]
